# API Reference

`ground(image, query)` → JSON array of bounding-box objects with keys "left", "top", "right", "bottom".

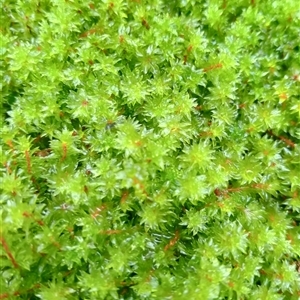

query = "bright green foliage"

[{"left": 1, "top": 0, "right": 300, "bottom": 299}]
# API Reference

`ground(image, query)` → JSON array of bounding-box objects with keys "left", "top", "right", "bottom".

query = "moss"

[{"left": 1, "top": 0, "right": 299, "bottom": 299}]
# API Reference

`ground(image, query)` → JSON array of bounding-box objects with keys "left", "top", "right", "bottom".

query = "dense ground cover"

[{"left": 1, "top": 0, "right": 300, "bottom": 299}]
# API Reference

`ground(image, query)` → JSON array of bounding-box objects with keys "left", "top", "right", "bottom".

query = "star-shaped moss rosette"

[{"left": 1, "top": 0, "right": 299, "bottom": 299}]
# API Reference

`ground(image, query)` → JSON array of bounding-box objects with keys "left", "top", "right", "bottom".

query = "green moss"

[{"left": 1, "top": 0, "right": 299, "bottom": 299}]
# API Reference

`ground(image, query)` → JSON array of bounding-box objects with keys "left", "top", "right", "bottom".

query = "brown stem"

[
  {"left": 0, "top": 237, "right": 19, "bottom": 268},
  {"left": 121, "top": 190, "right": 129, "bottom": 204},
  {"left": 278, "top": 136, "right": 295, "bottom": 148},
  {"left": 203, "top": 63, "right": 222, "bottom": 72},
  {"left": 79, "top": 28, "right": 97, "bottom": 38},
  {"left": 61, "top": 142, "right": 67, "bottom": 161},
  {"left": 142, "top": 18, "right": 150, "bottom": 30},
  {"left": 266, "top": 130, "right": 295, "bottom": 148},
  {"left": 6, "top": 140, "right": 14, "bottom": 150},
  {"left": 164, "top": 230, "right": 180, "bottom": 251},
  {"left": 25, "top": 150, "right": 31, "bottom": 174}
]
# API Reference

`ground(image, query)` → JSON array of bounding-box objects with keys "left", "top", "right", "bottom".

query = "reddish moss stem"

[
  {"left": 164, "top": 230, "right": 180, "bottom": 252},
  {"left": 25, "top": 150, "right": 31, "bottom": 174},
  {"left": 215, "top": 184, "right": 270, "bottom": 198},
  {"left": 79, "top": 28, "right": 97, "bottom": 38},
  {"left": 0, "top": 237, "right": 19, "bottom": 269},
  {"left": 278, "top": 136, "right": 295, "bottom": 148},
  {"left": 203, "top": 63, "right": 223, "bottom": 72},
  {"left": 6, "top": 140, "right": 14, "bottom": 150},
  {"left": 267, "top": 130, "right": 295, "bottom": 148},
  {"left": 142, "top": 18, "right": 150, "bottom": 30},
  {"left": 61, "top": 142, "right": 68, "bottom": 161},
  {"left": 121, "top": 190, "right": 129, "bottom": 204}
]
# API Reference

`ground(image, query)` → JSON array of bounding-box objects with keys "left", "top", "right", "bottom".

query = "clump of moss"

[{"left": 1, "top": 0, "right": 299, "bottom": 299}]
